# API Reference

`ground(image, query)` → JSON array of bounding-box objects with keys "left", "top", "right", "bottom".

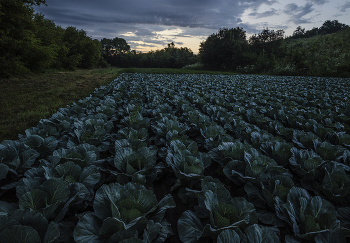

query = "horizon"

[{"left": 34, "top": 0, "right": 350, "bottom": 54}]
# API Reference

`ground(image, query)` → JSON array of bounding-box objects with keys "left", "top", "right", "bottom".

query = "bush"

[{"left": 182, "top": 62, "right": 205, "bottom": 70}]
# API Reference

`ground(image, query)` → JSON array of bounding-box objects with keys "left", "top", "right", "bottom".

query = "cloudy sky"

[{"left": 34, "top": 0, "right": 350, "bottom": 53}]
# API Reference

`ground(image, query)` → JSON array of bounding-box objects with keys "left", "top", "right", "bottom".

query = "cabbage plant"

[
  {"left": 74, "top": 182, "right": 175, "bottom": 243},
  {"left": 0, "top": 140, "right": 40, "bottom": 182},
  {"left": 113, "top": 139, "right": 162, "bottom": 185},
  {"left": 275, "top": 187, "right": 350, "bottom": 241},
  {"left": 178, "top": 176, "right": 258, "bottom": 242},
  {"left": 0, "top": 201, "right": 60, "bottom": 243}
]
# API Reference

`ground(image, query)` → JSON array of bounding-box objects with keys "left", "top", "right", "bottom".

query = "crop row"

[{"left": 0, "top": 74, "right": 350, "bottom": 243}]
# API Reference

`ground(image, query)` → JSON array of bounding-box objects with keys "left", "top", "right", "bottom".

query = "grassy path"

[{"left": 0, "top": 68, "right": 120, "bottom": 141}]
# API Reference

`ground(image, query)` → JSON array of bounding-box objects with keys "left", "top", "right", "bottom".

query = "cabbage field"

[{"left": 1, "top": 73, "right": 350, "bottom": 243}]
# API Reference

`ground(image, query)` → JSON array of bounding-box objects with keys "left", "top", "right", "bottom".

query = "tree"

[
  {"left": 249, "top": 28, "right": 284, "bottom": 44},
  {"left": 101, "top": 37, "right": 130, "bottom": 67},
  {"left": 292, "top": 26, "right": 306, "bottom": 38},
  {"left": 101, "top": 37, "right": 130, "bottom": 56},
  {"left": 305, "top": 27, "right": 319, "bottom": 38},
  {"left": 0, "top": 0, "right": 48, "bottom": 76},
  {"left": 199, "top": 27, "right": 248, "bottom": 70},
  {"left": 318, "top": 20, "right": 349, "bottom": 35},
  {"left": 61, "top": 26, "right": 101, "bottom": 69},
  {"left": 21, "top": 0, "right": 46, "bottom": 5}
]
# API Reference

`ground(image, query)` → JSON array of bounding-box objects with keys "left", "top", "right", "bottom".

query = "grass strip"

[{"left": 0, "top": 68, "right": 120, "bottom": 141}]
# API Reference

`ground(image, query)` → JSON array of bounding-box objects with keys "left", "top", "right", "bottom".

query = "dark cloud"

[
  {"left": 35, "top": 0, "right": 246, "bottom": 29},
  {"left": 307, "top": 0, "right": 328, "bottom": 5},
  {"left": 35, "top": 0, "right": 280, "bottom": 31},
  {"left": 34, "top": 0, "right": 260, "bottom": 50},
  {"left": 340, "top": 2, "right": 350, "bottom": 12},
  {"left": 284, "top": 3, "right": 315, "bottom": 24},
  {"left": 240, "top": 0, "right": 278, "bottom": 11},
  {"left": 33, "top": 0, "right": 340, "bottom": 52},
  {"left": 248, "top": 8, "right": 279, "bottom": 18}
]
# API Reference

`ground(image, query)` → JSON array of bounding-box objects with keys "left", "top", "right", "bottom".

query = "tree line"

[
  {"left": 0, "top": 0, "right": 196, "bottom": 77},
  {"left": 0, "top": 0, "right": 103, "bottom": 77},
  {"left": 198, "top": 20, "right": 350, "bottom": 77},
  {"left": 1, "top": 0, "right": 348, "bottom": 78},
  {"left": 100, "top": 40, "right": 197, "bottom": 68}
]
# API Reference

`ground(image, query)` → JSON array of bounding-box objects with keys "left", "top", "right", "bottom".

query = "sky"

[{"left": 34, "top": 0, "right": 350, "bottom": 54}]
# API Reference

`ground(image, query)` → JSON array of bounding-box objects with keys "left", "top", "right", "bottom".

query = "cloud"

[
  {"left": 307, "top": 0, "right": 328, "bottom": 5},
  {"left": 33, "top": 0, "right": 345, "bottom": 52},
  {"left": 36, "top": 0, "right": 245, "bottom": 29},
  {"left": 36, "top": 0, "right": 284, "bottom": 31},
  {"left": 35, "top": 0, "right": 257, "bottom": 51},
  {"left": 248, "top": 8, "right": 279, "bottom": 18},
  {"left": 284, "top": 3, "right": 315, "bottom": 24},
  {"left": 241, "top": 0, "right": 278, "bottom": 11},
  {"left": 339, "top": 1, "right": 350, "bottom": 12}
]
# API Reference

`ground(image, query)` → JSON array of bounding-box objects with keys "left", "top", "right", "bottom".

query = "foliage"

[
  {"left": 199, "top": 27, "right": 248, "bottom": 70},
  {"left": 276, "top": 28, "right": 350, "bottom": 77},
  {"left": 0, "top": 1, "right": 102, "bottom": 77},
  {"left": 199, "top": 20, "right": 349, "bottom": 77},
  {"left": 103, "top": 42, "right": 197, "bottom": 69},
  {"left": 1, "top": 73, "right": 350, "bottom": 242}
]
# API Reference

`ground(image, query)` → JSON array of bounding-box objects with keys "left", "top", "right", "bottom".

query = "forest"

[
  {"left": 1, "top": 0, "right": 349, "bottom": 77},
  {"left": 199, "top": 21, "right": 350, "bottom": 77}
]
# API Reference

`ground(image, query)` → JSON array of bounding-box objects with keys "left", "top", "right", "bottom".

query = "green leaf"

[
  {"left": 316, "top": 142, "right": 339, "bottom": 161},
  {"left": 40, "top": 202, "right": 61, "bottom": 220},
  {"left": 79, "top": 165, "right": 101, "bottom": 190},
  {"left": 0, "top": 225, "right": 41, "bottom": 243},
  {"left": 131, "top": 173, "right": 146, "bottom": 184},
  {"left": 303, "top": 215, "right": 320, "bottom": 234},
  {"left": 94, "top": 183, "right": 123, "bottom": 219},
  {"left": 99, "top": 217, "right": 125, "bottom": 235},
  {"left": 0, "top": 215, "right": 18, "bottom": 236},
  {"left": 257, "top": 210, "right": 286, "bottom": 227},
  {"left": 74, "top": 213, "right": 105, "bottom": 243},
  {"left": 229, "top": 197, "right": 256, "bottom": 224},
  {"left": 285, "top": 235, "right": 301, "bottom": 243},
  {"left": 150, "top": 194, "right": 176, "bottom": 223},
  {"left": 55, "top": 183, "right": 90, "bottom": 223},
  {"left": 43, "top": 222, "right": 60, "bottom": 243},
  {"left": 337, "top": 207, "right": 350, "bottom": 228},
  {"left": 20, "top": 149, "right": 40, "bottom": 170},
  {"left": 143, "top": 220, "right": 162, "bottom": 243},
  {"left": 24, "top": 135, "right": 44, "bottom": 148},
  {"left": 40, "top": 178, "right": 70, "bottom": 205},
  {"left": 114, "top": 139, "right": 133, "bottom": 170},
  {"left": 11, "top": 209, "right": 48, "bottom": 238},
  {"left": 309, "top": 196, "right": 335, "bottom": 219},
  {"left": 119, "top": 207, "right": 142, "bottom": 225},
  {"left": 121, "top": 189, "right": 157, "bottom": 216},
  {"left": 201, "top": 176, "right": 232, "bottom": 204},
  {"left": 107, "top": 229, "right": 139, "bottom": 243},
  {"left": 244, "top": 224, "right": 280, "bottom": 243},
  {"left": 0, "top": 201, "right": 17, "bottom": 215},
  {"left": 0, "top": 163, "right": 9, "bottom": 180},
  {"left": 213, "top": 208, "right": 231, "bottom": 228},
  {"left": 178, "top": 210, "right": 204, "bottom": 243},
  {"left": 244, "top": 182, "right": 266, "bottom": 208},
  {"left": 19, "top": 189, "right": 48, "bottom": 211},
  {"left": 55, "top": 162, "right": 82, "bottom": 182},
  {"left": 217, "top": 229, "right": 240, "bottom": 243}
]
